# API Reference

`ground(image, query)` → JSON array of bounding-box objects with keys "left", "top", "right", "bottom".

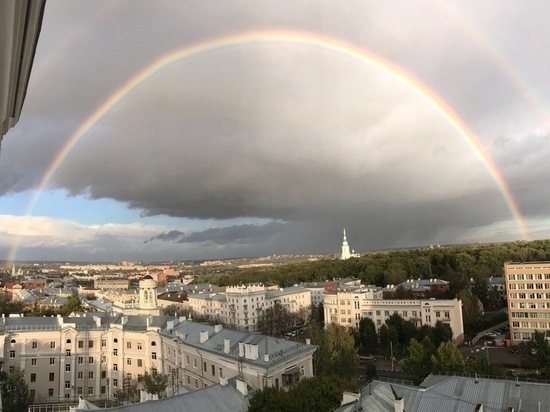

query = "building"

[
  {"left": 382, "top": 278, "right": 450, "bottom": 299},
  {"left": 0, "top": 312, "right": 316, "bottom": 405},
  {"left": 93, "top": 277, "right": 130, "bottom": 291},
  {"left": 504, "top": 261, "right": 550, "bottom": 344},
  {"left": 337, "top": 374, "right": 550, "bottom": 412},
  {"left": 324, "top": 286, "right": 464, "bottom": 342},
  {"left": 111, "top": 276, "right": 163, "bottom": 316},
  {"left": 188, "top": 284, "right": 312, "bottom": 331},
  {"left": 341, "top": 228, "right": 360, "bottom": 260}
]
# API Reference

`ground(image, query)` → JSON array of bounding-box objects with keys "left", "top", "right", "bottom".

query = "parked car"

[{"left": 511, "top": 347, "right": 520, "bottom": 355}]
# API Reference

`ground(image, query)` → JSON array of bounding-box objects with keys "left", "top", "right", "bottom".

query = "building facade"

[
  {"left": 188, "top": 284, "right": 312, "bottom": 331},
  {"left": 323, "top": 288, "right": 464, "bottom": 342},
  {"left": 504, "top": 261, "right": 550, "bottom": 344},
  {"left": 0, "top": 313, "right": 316, "bottom": 405}
]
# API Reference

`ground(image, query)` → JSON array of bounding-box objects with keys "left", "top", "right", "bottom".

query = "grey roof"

[
  {"left": 75, "top": 380, "right": 249, "bottom": 412},
  {"left": 163, "top": 319, "right": 317, "bottom": 369},
  {"left": 265, "top": 285, "right": 308, "bottom": 298},
  {"left": 340, "top": 375, "right": 550, "bottom": 412}
]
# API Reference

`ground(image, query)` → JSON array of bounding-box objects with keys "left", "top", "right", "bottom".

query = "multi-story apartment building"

[
  {"left": 504, "top": 261, "right": 550, "bottom": 344},
  {"left": 188, "top": 284, "right": 312, "bottom": 331},
  {"left": 93, "top": 277, "right": 130, "bottom": 291},
  {"left": 0, "top": 313, "right": 316, "bottom": 405},
  {"left": 161, "top": 318, "right": 317, "bottom": 393},
  {"left": 323, "top": 287, "right": 464, "bottom": 342}
]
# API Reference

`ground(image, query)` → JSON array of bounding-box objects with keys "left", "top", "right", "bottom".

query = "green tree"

[
  {"left": 0, "top": 366, "right": 34, "bottom": 412},
  {"left": 431, "top": 341, "right": 465, "bottom": 374},
  {"left": 248, "top": 387, "right": 289, "bottom": 412},
  {"left": 521, "top": 330, "right": 550, "bottom": 370},
  {"left": 289, "top": 376, "right": 342, "bottom": 412},
  {"left": 142, "top": 369, "right": 169, "bottom": 398},
  {"left": 257, "top": 302, "right": 292, "bottom": 337},
  {"left": 465, "top": 357, "right": 500, "bottom": 377},
  {"left": 315, "top": 324, "right": 357, "bottom": 379},
  {"left": 358, "top": 318, "right": 378, "bottom": 354},
  {"left": 60, "top": 294, "right": 83, "bottom": 316},
  {"left": 403, "top": 337, "right": 434, "bottom": 384}
]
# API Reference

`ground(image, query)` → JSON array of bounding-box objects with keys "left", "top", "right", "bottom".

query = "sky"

[{"left": 1, "top": 0, "right": 550, "bottom": 263}]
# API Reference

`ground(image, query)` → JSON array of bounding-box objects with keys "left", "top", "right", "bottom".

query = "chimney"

[
  {"left": 474, "top": 405, "right": 483, "bottom": 412},
  {"left": 220, "top": 376, "right": 228, "bottom": 386},
  {"left": 264, "top": 354, "right": 270, "bottom": 362},
  {"left": 200, "top": 330, "right": 209, "bottom": 344},
  {"left": 238, "top": 342, "right": 244, "bottom": 357},
  {"left": 391, "top": 385, "right": 404, "bottom": 412},
  {"left": 236, "top": 379, "right": 248, "bottom": 396},
  {"left": 224, "top": 338, "right": 231, "bottom": 354},
  {"left": 306, "top": 339, "right": 311, "bottom": 345},
  {"left": 214, "top": 324, "right": 222, "bottom": 333},
  {"left": 245, "top": 343, "right": 259, "bottom": 360},
  {"left": 121, "top": 316, "right": 128, "bottom": 325}
]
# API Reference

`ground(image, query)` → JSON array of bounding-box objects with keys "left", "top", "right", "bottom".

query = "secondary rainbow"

[{"left": 8, "top": 29, "right": 530, "bottom": 263}]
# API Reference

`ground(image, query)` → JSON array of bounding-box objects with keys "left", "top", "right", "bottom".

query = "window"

[
  {"left": 48, "top": 388, "right": 54, "bottom": 397},
  {"left": 50, "top": 357, "right": 55, "bottom": 365},
  {"left": 89, "top": 356, "right": 94, "bottom": 364},
  {"left": 66, "top": 339, "right": 71, "bottom": 344},
  {"left": 113, "top": 379, "right": 118, "bottom": 387},
  {"left": 101, "top": 371, "right": 106, "bottom": 379},
  {"left": 77, "top": 387, "right": 83, "bottom": 395},
  {"left": 78, "top": 372, "right": 83, "bottom": 379},
  {"left": 9, "top": 350, "right": 15, "bottom": 358},
  {"left": 65, "top": 364, "right": 71, "bottom": 372},
  {"left": 113, "top": 349, "right": 118, "bottom": 356},
  {"left": 212, "top": 365, "right": 215, "bottom": 376},
  {"left": 65, "top": 381, "right": 70, "bottom": 389},
  {"left": 186, "top": 355, "right": 189, "bottom": 365},
  {"left": 101, "top": 339, "right": 106, "bottom": 347},
  {"left": 152, "top": 352, "right": 157, "bottom": 360},
  {"left": 114, "top": 338, "right": 118, "bottom": 343},
  {"left": 30, "top": 373, "right": 36, "bottom": 382},
  {"left": 101, "top": 386, "right": 106, "bottom": 394},
  {"left": 66, "top": 349, "right": 71, "bottom": 356},
  {"left": 88, "top": 340, "right": 94, "bottom": 348},
  {"left": 127, "top": 358, "right": 132, "bottom": 366},
  {"left": 32, "top": 341, "right": 38, "bottom": 349},
  {"left": 88, "top": 387, "right": 93, "bottom": 395},
  {"left": 151, "top": 341, "right": 156, "bottom": 346},
  {"left": 78, "top": 340, "right": 84, "bottom": 348},
  {"left": 203, "top": 362, "right": 207, "bottom": 372},
  {"left": 49, "top": 372, "right": 55, "bottom": 381},
  {"left": 30, "top": 390, "right": 35, "bottom": 399},
  {"left": 78, "top": 357, "right": 84, "bottom": 364},
  {"left": 219, "top": 367, "right": 223, "bottom": 378},
  {"left": 113, "top": 364, "right": 118, "bottom": 371},
  {"left": 31, "top": 358, "right": 37, "bottom": 366},
  {"left": 137, "top": 342, "right": 142, "bottom": 350},
  {"left": 88, "top": 371, "right": 94, "bottom": 379},
  {"left": 50, "top": 341, "right": 56, "bottom": 349},
  {"left": 127, "top": 342, "right": 132, "bottom": 349},
  {"left": 137, "top": 359, "right": 142, "bottom": 367},
  {"left": 193, "top": 358, "right": 197, "bottom": 368}
]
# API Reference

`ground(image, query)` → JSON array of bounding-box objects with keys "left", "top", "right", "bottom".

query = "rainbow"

[{"left": 7, "top": 29, "right": 530, "bottom": 263}]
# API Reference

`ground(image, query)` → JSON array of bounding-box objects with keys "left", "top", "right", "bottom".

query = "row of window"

[
  {"left": 12, "top": 339, "right": 154, "bottom": 349},
  {"left": 509, "top": 293, "right": 549, "bottom": 300},
  {"left": 508, "top": 273, "right": 550, "bottom": 280},
  {"left": 508, "top": 283, "right": 550, "bottom": 290}
]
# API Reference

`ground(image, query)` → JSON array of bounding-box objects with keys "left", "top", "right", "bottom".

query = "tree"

[
  {"left": 358, "top": 318, "right": 378, "bottom": 354},
  {"left": 315, "top": 324, "right": 357, "bottom": 379},
  {"left": 142, "top": 369, "right": 169, "bottom": 398},
  {"left": 465, "top": 357, "right": 500, "bottom": 377},
  {"left": 431, "top": 341, "right": 465, "bottom": 374},
  {"left": 0, "top": 366, "right": 34, "bottom": 412},
  {"left": 247, "top": 387, "right": 289, "bottom": 412},
  {"left": 430, "top": 321, "right": 453, "bottom": 348},
  {"left": 257, "top": 302, "right": 292, "bottom": 337},
  {"left": 114, "top": 377, "right": 140, "bottom": 404},
  {"left": 60, "top": 294, "right": 83, "bottom": 316},
  {"left": 403, "top": 337, "right": 434, "bottom": 384},
  {"left": 288, "top": 377, "right": 342, "bottom": 412}
]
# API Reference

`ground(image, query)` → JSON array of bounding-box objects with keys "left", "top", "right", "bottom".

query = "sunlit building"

[{"left": 504, "top": 261, "right": 550, "bottom": 344}]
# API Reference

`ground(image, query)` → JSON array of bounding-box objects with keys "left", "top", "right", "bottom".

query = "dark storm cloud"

[
  {"left": 146, "top": 222, "right": 286, "bottom": 246},
  {"left": 2, "top": 0, "right": 550, "bottom": 261}
]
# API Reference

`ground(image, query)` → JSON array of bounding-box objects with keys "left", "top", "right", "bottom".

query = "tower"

[
  {"left": 139, "top": 275, "right": 158, "bottom": 310},
  {"left": 341, "top": 228, "right": 351, "bottom": 260}
]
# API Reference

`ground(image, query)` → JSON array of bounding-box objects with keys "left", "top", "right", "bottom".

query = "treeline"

[{"left": 193, "top": 240, "right": 550, "bottom": 294}]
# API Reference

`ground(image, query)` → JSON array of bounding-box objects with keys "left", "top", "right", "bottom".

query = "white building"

[
  {"left": 323, "top": 287, "right": 464, "bottom": 343},
  {"left": 341, "top": 228, "right": 360, "bottom": 260},
  {"left": 188, "top": 284, "right": 312, "bottom": 331},
  {"left": 0, "top": 313, "right": 316, "bottom": 405}
]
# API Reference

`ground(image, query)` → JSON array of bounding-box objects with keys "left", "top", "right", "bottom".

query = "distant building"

[
  {"left": 188, "top": 284, "right": 311, "bottom": 331},
  {"left": 341, "top": 228, "right": 360, "bottom": 260},
  {"left": 93, "top": 277, "right": 129, "bottom": 291},
  {"left": 504, "top": 261, "right": 550, "bottom": 344},
  {"left": 324, "top": 285, "right": 464, "bottom": 343},
  {"left": 382, "top": 278, "right": 450, "bottom": 299}
]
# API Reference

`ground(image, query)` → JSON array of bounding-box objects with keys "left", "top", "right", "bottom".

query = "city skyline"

[{"left": 1, "top": 1, "right": 550, "bottom": 262}]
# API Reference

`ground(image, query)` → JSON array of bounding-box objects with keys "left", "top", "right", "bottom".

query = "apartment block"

[
  {"left": 0, "top": 313, "right": 316, "bottom": 404},
  {"left": 323, "top": 288, "right": 464, "bottom": 342},
  {"left": 188, "top": 284, "right": 311, "bottom": 331},
  {"left": 504, "top": 261, "right": 550, "bottom": 344}
]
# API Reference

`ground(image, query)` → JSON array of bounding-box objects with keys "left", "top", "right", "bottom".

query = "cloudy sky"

[{"left": 2, "top": 1, "right": 550, "bottom": 262}]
